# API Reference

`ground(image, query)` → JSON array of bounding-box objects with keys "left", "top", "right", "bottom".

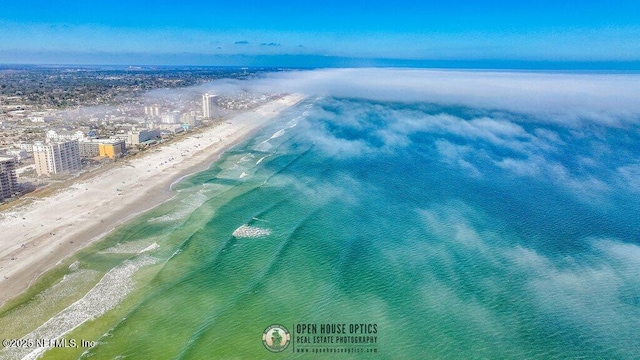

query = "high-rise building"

[
  {"left": 119, "top": 129, "right": 162, "bottom": 146},
  {"left": 0, "top": 156, "right": 18, "bottom": 201},
  {"left": 202, "top": 93, "right": 219, "bottom": 119},
  {"left": 33, "top": 140, "right": 81, "bottom": 176},
  {"left": 144, "top": 106, "right": 161, "bottom": 117},
  {"left": 161, "top": 112, "right": 180, "bottom": 124},
  {"left": 181, "top": 112, "right": 199, "bottom": 126}
]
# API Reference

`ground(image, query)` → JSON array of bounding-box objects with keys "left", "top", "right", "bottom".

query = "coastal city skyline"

[
  {"left": 0, "top": 67, "right": 279, "bottom": 204},
  {"left": 1, "top": 0, "right": 639, "bottom": 67}
]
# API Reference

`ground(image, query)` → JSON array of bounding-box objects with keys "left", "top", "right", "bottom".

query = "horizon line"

[
  {"left": 2, "top": 60, "right": 640, "bottom": 72},
  {"left": 1, "top": 52, "right": 640, "bottom": 71}
]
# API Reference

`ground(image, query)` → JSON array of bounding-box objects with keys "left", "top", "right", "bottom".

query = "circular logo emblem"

[{"left": 262, "top": 324, "right": 291, "bottom": 352}]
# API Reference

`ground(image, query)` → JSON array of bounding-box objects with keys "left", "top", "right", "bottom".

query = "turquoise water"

[{"left": 68, "top": 97, "right": 640, "bottom": 359}]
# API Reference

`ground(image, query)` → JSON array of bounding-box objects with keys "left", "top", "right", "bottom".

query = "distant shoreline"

[
  {"left": 0, "top": 93, "right": 306, "bottom": 308},
  {"left": 2, "top": 61, "right": 640, "bottom": 72}
]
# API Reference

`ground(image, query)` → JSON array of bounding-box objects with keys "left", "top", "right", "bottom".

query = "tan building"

[
  {"left": 33, "top": 140, "right": 81, "bottom": 176},
  {"left": 78, "top": 140, "right": 101, "bottom": 158},
  {"left": 79, "top": 139, "right": 126, "bottom": 158},
  {"left": 122, "top": 129, "right": 161, "bottom": 146},
  {"left": 0, "top": 156, "right": 18, "bottom": 200}
]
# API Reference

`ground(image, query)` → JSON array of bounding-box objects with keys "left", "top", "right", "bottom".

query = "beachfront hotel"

[
  {"left": 181, "top": 111, "right": 199, "bottom": 126},
  {"left": 117, "top": 129, "right": 162, "bottom": 146},
  {"left": 33, "top": 140, "right": 81, "bottom": 176},
  {"left": 0, "top": 156, "right": 18, "bottom": 201},
  {"left": 78, "top": 139, "right": 127, "bottom": 159},
  {"left": 202, "top": 93, "right": 219, "bottom": 119}
]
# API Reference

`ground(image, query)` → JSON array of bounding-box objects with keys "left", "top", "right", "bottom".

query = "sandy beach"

[{"left": 0, "top": 93, "right": 305, "bottom": 308}]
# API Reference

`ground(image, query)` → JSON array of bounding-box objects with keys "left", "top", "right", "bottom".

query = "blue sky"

[{"left": 1, "top": 0, "right": 639, "bottom": 66}]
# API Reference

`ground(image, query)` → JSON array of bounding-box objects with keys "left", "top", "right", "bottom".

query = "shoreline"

[{"left": 0, "top": 93, "right": 306, "bottom": 308}]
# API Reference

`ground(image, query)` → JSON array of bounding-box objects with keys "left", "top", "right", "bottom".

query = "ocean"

[{"left": 3, "top": 96, "right": 639, "bottom": 359}]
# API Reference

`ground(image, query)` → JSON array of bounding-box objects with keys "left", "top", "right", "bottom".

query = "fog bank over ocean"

[{"left": 203, "top": 68, "right": 640, "bottom": 126}]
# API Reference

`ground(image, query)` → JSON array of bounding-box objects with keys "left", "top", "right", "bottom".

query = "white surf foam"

[
  {"left": 269, "top": 129, "right": 286, "bottom": 139},
  {"left": 238, "top": 155, "right": 255, "bottom": 163},
  {"left": 2, "top": 256, "right": 157, "bottom": 360},
  {"left": 254, "top": 141, "right": 273, "bottom": 152},
  {"left": 232, "top": 225, "right": 272, "bottom": 238},
  {"left": 148, "top": 192, "right": 208, "bottom": 223},
  {"left": 256, "top": 155, "right": 271, "bottom": 165},
  {"left": 139, "top": 242, "right": 159, "bottom": 254}
]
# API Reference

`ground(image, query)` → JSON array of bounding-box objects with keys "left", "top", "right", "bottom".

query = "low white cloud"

[
  {"left": 617, "top": 163, "right": 640, "bottom": 193},
  {"left": 203, "top": 68, "right": 640, "bottom": 127},
  {"left": 199, "top": 69, "right": 640, "bottom": 203},
  {"left": 494, "top": 156, "right": 544, "bottom": 177},
  {"left": 402, "top": 202, "right": 640, "bottom": 358},
  {"left": 519, "top": 239, "right": 640, "bottom": 358},
  {"left": 434, "top": 140, "right": 483, "bottom": 178},
  {"left": 385, "top": 113, "right": 536, "bottom": 152}
]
